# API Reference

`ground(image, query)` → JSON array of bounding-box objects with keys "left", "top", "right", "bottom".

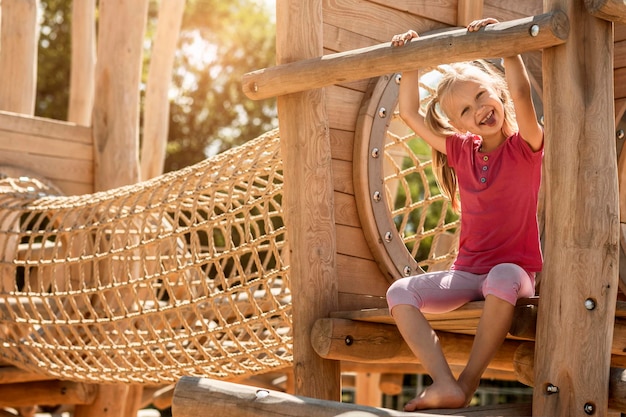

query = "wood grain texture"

[{"left": 534, "top": 1, "right": 619, "bottom": 416}]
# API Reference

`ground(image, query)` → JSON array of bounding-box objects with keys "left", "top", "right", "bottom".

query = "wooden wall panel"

[{"left": 483, "top": 0, "right": 541, "bottom": 21}]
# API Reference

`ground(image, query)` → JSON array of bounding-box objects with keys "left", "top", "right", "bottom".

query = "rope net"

[{"left": 0, "top": 129, "right": 291, "bottom": 384}]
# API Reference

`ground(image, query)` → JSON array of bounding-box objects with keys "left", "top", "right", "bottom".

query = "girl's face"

[{"left": 441, "top": 79, "right": 506, "bottom": 142}]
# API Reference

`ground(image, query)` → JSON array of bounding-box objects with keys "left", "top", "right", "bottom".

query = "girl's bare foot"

[{"left": 404, "top": 379, "right": 468, "bottom": 411}]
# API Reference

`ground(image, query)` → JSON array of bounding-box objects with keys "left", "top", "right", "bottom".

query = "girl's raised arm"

[
  {"left": 502, "top": 55, "right": 544, "bottom": 151},
  {"left": 468, "top": 19, "right": 543, "bottom": 151},
  {"left": 392, "top": 31, "right": 448, "bottom": 155}
]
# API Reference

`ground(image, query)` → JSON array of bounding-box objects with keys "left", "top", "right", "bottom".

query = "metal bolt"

[
  {"left": 345, "top": 336, "right": 353, "bottom": 346},
  {"left": 539, "top": 115, "right": 545, "bottom": 126},
  {"left": 373, "top": 191, "right": 381, "bottom": 202},
  {"left": 378, "top": 107, "right": 387, "bottom": 118},
  {"left": 584, "top": 402, "right": 595, "bottom": 415},
  {"left": 256, "top": 389, "right": 270, "bottom": 399},
  {"left": 371, "top": 147, "right": 380, "bottom": 158},
  {"left": 530, "top": 25, "right": 540, "bottom": 37},
  {"left": 403, "top": 266, "right": 411, "bottom": 276},
  {"left": 253, "top": 82, "right": 258, "bottom": 92},
  {"left": 384, "top": 231, "right": 393, "bottom": 242},
  {"left": 585, "top": 298, "right": 596, "bottom": 311},
  {"left": 546, "top": 384, "right": 559, "bottom": 394},
  {"left": 617, "top": 129, "right": 625, "bottom": 140},
  {"left": 395, "top": 73, "right": 402, "bottom": 84}
]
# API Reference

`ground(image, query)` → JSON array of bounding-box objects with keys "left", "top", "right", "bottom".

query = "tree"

[
  {"left": 164, "top": 0, "right": 277, "bottom": 172},
  {"left": 35, "top": 0, "right": 277, "bottom": 173}
]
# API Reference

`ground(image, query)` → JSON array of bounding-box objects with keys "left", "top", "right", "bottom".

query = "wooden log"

[
  {"left": 242, "top": 12, "right": 569, "bottom": 100},
  {"left": 586, "top": 0, "right": 626, "bottom": 25},
  {"left": 0, "top": 0, "right": 38, "bottom": 115},
  {"left": 68, "top": 0, "right": 96, "bottom": 125},
  {"left": 534, "top": 0, "right": 619, "bottom": 416},
  {"left": 514, "top": 343, "right": 626, "bottom": 413},
  {"left": 74, "top": 384, "right": 129, "bottom": 417},
  {"left": 140, "top": 0, "right": 185, "bottom": 180},
  {"left": 311, "top": 318, "right": 521, "bottom": 372},
  {"left": 354, "top": 372, "right": 382, "bottom": 407},
  {"left": 172, "top": 376, "right": 533, "bottom": 417},
  {"left": 0, "top": 366, "right": 56, "bottom": 384},
  {"left": 0, "top": 380, "right": 96, "bottom": 407},
  {"left": 92, "top": 0, "right": 149, "bottom": 191},
  {"left": 276, "top": 0, "right": 340, "bottom": 401}
]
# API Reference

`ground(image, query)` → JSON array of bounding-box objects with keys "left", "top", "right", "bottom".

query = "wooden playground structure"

[{"left": 0, "top": 0, "right": 626, "bottom": 416}]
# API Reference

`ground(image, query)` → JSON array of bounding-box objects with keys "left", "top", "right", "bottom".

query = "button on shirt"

[{"left": 445, "top": 132, "right": 544, "bottom": 274}]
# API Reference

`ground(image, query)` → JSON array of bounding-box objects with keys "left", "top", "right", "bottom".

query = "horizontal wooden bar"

[
  {"left": 0, "top": 380, "right": 96, "bottom": 407},
  {"left": 586, "top": 0, "right": 626, "bottom": 25},
  {"left": 172, "top": 376, "right": 532, "bottom": 417},
  {"left": 242, "top": 12, "right": 569, "bottom": 100}
]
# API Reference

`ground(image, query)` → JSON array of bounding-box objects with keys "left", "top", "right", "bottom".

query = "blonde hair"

[{"left": 423, "top": 61, "right": 517, "bottom": 212}]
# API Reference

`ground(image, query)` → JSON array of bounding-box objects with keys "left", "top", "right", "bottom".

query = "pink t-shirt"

[{"left": 446, "top": 132, "right": 543, "bottom": 274}]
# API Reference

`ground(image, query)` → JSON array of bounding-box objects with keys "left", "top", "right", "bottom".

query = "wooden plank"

[
  {"left": 336, "top": 224, "right": 374, "bottom": 259},
  {"left": 326, "top": 85, "right": 363, "bottom": 131},
  {"left": 534, "top": 1, "right": 619, "bottom": 416},
  {"left": 616, "top": 23, "right": 626, "bottom": 41},
  {"left": 366, "top": 0, "right": 458, "bottom": 26},
  {"left": 330, "top": 129, "right": 354, "bottom": 162},
  {"left": 336, "top": 255, "right": 388, "bottom": 294},
  {"left": 0, "top": 150, "right": 93, "bottom": 184},
  {"left": 0, "top": 0, "right": 38, "bottom": 115},
  {"left": 616, "top": 40, "right": 626, "bottom": 69},
  {"left": 322, "top": 0, "right": 447, "bottom": 44},
  {"left": 331, "top": 159, "right": 354, "bottom": 194},
  {"left": 323, "top": 23, "right": 380, "bottom": 53},
  {"left": 0, "top": 367, "right": 56, "bottom": 384},
  {"left": 333, "top": 191, "right": 360, "bottom": 227},
  {"left": 483, "top": 0, "right": 542, "bottom": 21},
  {"left": 616, "top": 67, "right": 626, "bottom": 100},
  {"left": 172, "top": 376, "right": 533, "bottom": 417},
  {"left": 243, "top": 12, "right": 569, "bottom": 100},
  {"left": 0, "top": 131, "right": 92, "bottom": 160},
  {"left": 276, "top": 0, "right": 340, "bottom": 401},
  {"left": 0, "top": 111, "right": 92, "bottom": 141}
]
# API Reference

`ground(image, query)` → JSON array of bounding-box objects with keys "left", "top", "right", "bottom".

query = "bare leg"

[
  {"left": 457, "top": 295, "right": 515, "bottom": 402},
  {"left": 391, "top": 304, "right": 466, "bottom": 410}
]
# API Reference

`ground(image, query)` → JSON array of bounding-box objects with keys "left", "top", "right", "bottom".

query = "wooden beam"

[
  {"left": 534, "top": 0, "right": 619, "bottom": 416},
  {"left": 243, "top": 12, "right": 569, "bottom": 100},
  {"left": 275, "top": 0, "right": 340, "bottom": 401},
  {"left": 457, "top": 0, "right": 484, "bottom": 27},
  {"left": 68, "top": 0, "right": 96, "bottom": 125},
  {"left": 311, "top": 318, "right": 522, "bottom": 372},
  {"left": 586, "top": 0, "right": 626, "bottom": 25},
  {"left": 0, "top": 380, "right": 97, "bottom": 407},
  {"left": 172, "top": 376, "right": 533, "bottom": 417},
  {"left": 0, "top": 366, "right": 56, "bottom": 384}
]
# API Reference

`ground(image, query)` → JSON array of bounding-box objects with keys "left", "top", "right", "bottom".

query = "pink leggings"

[{"left": 386, "top": 263, "right": 535, "bottom": 314}]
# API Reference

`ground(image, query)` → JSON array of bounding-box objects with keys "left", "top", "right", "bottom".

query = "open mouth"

[{"left": 480, "top": 110, "right": 495, "bottom": 126}]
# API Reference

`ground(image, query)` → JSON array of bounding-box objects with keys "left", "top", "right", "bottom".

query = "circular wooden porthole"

[{"left": 354, "top": 72, "right": 460, "bottom": 284}]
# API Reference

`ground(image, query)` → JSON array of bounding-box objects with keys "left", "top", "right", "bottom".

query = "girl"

[{"left": 386, "top": 18, "right": 544, "bottom": 411}]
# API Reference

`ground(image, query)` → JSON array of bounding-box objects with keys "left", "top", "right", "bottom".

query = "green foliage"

[{"left": 35, "top": 0, "right": 277, "bottom": 173}]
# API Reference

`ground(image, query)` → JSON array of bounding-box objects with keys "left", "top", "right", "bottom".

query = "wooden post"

[
  {"left": 140, "top": 0, "right": 185, "bottom": 180},
  {"left": 585, "top": 0, "right": 626, "bottom": 25},
  {"left": 74, "top": 384, "right": 129, "bottom": 417},
  {"left": 275, "top": 0, "right": 340, "bottom": 401},
  {"left": 92, "top": 0, "right": 149, "bottom": 191},
  {"left": 534, "top": 0, "right": 618, "bottom": 416},
  {"left": 0, "top": 0, "right": 39, "bottom": 115},
  {"left": 68, "top": 0, "right": 96, "bottom": 125},
  {"left": 457, "top": 0, "right": 484, "bottom": 26}
]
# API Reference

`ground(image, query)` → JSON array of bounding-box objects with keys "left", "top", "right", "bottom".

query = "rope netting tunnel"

[
  {"left": 0, "top": 129, "right": 291, "bottom": 384},
  {"left": 0, "top": 89, "right": 460, "bottom": 385}
]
